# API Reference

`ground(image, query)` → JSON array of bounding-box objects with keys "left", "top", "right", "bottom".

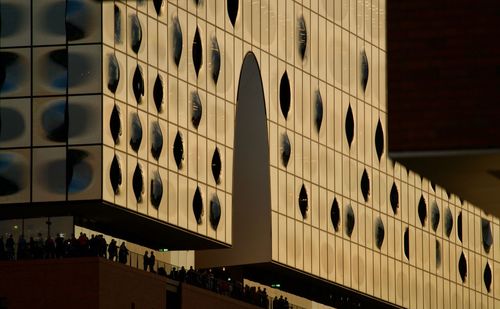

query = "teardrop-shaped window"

[
  {"left": 153, "top": 74, "right": 163, "bottom": 113},
  {"left": 404, "top": 227, "right": 409, "bottom": 260},
  {"left": 298, "top": 184, "right": 308, "bottom": 219},
  {"left": 151, "top": 121, "right": 163, "bottom": 161},
  {"left": 227, "top": 0, "right": 239, "bottom": 27},
  {"left": 132, "top": 163, "right": 144, "bottom": 203},
  {"left": 153, "top": 0, "right": 163, "bottom": 16},
  {"left": 418, "top": 195, "right": 427, "bottom": 227},
  {"left": 375, "top": 217, "right": 385, "bottom": 250},
  {"left": 375, "top": 119, "right": 384, "bottom": 161},
  {"left": 131, "top": 14, "right": 142, "bottom": 54},
  {"left": 482, "top": 218, "right": 493, "bottom": 254},
  {"left": 444, "top": 207, "right": 453, "bottom": 238},
  {"left": 430, "top": 201, "right": 440, "bottom": 232},
  {"left": 108, "top": 54, "right": 120, "bottom": 93},
  {"left": 193, "top": 27, "right": 203, "bottom": 77},
  {"left": 458, "top": 252, "right": 467, "bottom": 283},
  {"left": 191, "top": 91, "right": 203, "bottom": 129},
  {"left": 129, "top": 113, "right": 142, "bottom": 152},
  {"left": 211, "top": 37, "right": 221, "bottom": 84},
  {"left": 314, "top": 90, "right": 323, "bottom": 133},
  {"left": 281, "top": 133, "right": 291, "bottom": 168},
  {"left": 193, "top": 186, "right": 203, "bottom": 224},
  {"left": 360, "top": 169, "right": 370, "bottom": 202},
  {"left": 361, "top": 49, "right": 369, "bottom": 92},
  {"left": 173, "top": 131, "right": 184, "bottom": 169},
  {"left": 211, "top": 147, "right": 222, "bottom": 184},
  {"left": 210, "top": 194, "right": 221, "bottom": 230},
  {"left": 133, "top": 65, "right": 144, "bottom": 104},
  {"left": 280, "top": 72, "right": 291, "bottom": 119},
  {"left": 457, "top": 211, "right": 463, "bottom": 242},
  {"left": 150, "top": 170, "right": 163, "bottom": 209},
  {"left": 345, "top": 104, "right": 354, "bottom": 148},
  {"left": 297, "top": 16, "right": 307, "bottom": 61},
  {"left": 390, "top": 182, "right": 399, "bottom": 215},
  {"left": 331, "top": 198, "right": 340, "bottom": 232},
  {"left": 484, "top": 262, "right": 492, "bottom": 293},
  {"left": 110, "top": 155, "right": 122, "bottom": 194},
  {"left": 172, "top": 17, "right": 183, "bottom": 67},
  {"left": 345, "top": 204, "right": 355, "bottom": 238},
  {"left": 114, "top": 5, "right": 122, "bottom": 43},
  {"left": 110, "top": 104, "right": 121, "bottom": 144},
  {"left": 436, "top": 240, "right": 441, "bottom": 268}
]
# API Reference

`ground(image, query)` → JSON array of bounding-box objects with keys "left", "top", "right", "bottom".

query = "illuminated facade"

[{"left": 1, "top": 0, "right": 499, "bottom": 308}]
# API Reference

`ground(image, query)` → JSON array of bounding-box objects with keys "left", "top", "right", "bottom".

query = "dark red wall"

[
  {"left": 0, "top": 258, "right": 167, "bottom": 309},
  {"left": 388, "top": 0, "right": 500, "bottom": 152},
  {"left": 0, "top": 258, "right": 259, "bottom": 309}
]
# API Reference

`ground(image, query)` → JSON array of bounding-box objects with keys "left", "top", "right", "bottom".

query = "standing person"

[
  {"left": 108, "top": 239, "right": 117, "bottom": 261},
  {"left": 99, "top": 235, "right": 108, "bottom": 258},
  {"left": 35, "top": 233, "right": 44, "bottom": 259},
  {"left": 5, "top": 234, "right": 15, "bottom": 260},
  {"left": 69, "top": 234, "right": 78, "bottom": 257},
  {"left": 45, "top": 236, "right": 56, "bottom": 259},
  {"left": 149, "top": 251, "right": 155, "bottom": 273},
  {"left": 17, "top": 235, "right": 26, "bottom": 260},
  {"left": 55, "top": 234, "right": 64, "bottom": 258},
  {"left": 143, "top": 251, "right": 149, "bottom": 271},
  {"left": 118, "top": 242, "right": 128, "bottom": 264},
  {"left": 0, "top": 236, "right": 5, "bottom": 260},
  {"left": 28, "top": 237, "right": 36, "bottom": 259}
]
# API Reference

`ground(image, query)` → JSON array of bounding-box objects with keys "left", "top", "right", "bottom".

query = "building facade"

[{"left": 1, "top": 0, "right": 499, "bottom": 308}]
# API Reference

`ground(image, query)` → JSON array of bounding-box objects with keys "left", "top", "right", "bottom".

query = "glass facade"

[{"left": 1, "top": 0, "right": 499, "bottom": 308}]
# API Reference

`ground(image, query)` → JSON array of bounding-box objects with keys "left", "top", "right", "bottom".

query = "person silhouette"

[
  {"left": 118, "top": 242, "right": 128, "bottom": 264},
  {"left": 143, "top": 251, "right": 149, "bottom": 271},
  {"left": 149, "top": 251, "right": 155, "bottom": 272}
]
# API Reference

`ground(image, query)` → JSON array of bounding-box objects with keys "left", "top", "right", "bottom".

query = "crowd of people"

[
  {"left": 0, "top": 233, "right": 130, "bottom": 264},
  {"left": 1, "top": 233, "right": 295, "bottom": 309},
  {"left": 154, "top": 265, "right": 292, "bottom": 309}
]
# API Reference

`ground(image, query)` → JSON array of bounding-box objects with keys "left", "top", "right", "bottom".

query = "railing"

[
  {"left": 3, "top": 247, "right": 306, "bottom": 309},
  {"left": 124, "top": 250, "right": 176, "bottom": 275}
]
